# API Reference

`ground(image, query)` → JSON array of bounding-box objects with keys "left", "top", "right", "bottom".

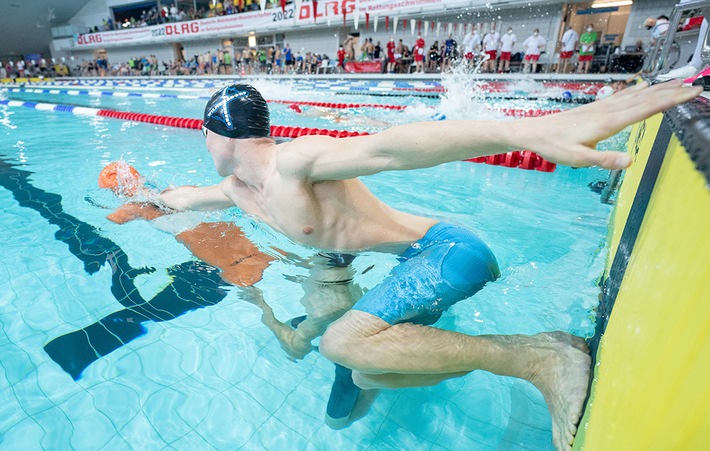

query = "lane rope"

[
  {"left": 2, "top": 87, "right": 406, "bottom": 110},
  {"left": 2, "top": 87, "right": 563, "bottom": 117}
]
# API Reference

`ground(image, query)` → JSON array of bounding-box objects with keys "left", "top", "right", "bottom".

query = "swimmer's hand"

[
  {"left": 283, "top": 80, "right": 700, "bottom": 181},
  {"left": 521, "top": 80, "right": 702, "bottom": 170},
  {"left": 107, "top": 202, "right": 172, "bottom": 224}
]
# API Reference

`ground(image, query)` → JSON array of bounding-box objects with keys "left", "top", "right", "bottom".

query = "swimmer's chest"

[{"left": 226, "top": 176, "right": 350, "bottom": 244}]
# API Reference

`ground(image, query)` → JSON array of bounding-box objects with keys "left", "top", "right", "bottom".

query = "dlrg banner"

[
  {"left": 74, "top": 0, "right": 449, "bottom": 48},
  {"left": 75, "top": 4, "right": 298, "bottom": 47},
  {"left": 297, "top": 0, "right": 446, "bottom": 20}
]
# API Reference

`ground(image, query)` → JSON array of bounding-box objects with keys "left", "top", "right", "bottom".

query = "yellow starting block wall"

[
  {"left": 0, "top": 78, "right": 54, "bottom": 84},
  {"left": 575, "top": 109, "right": 710, "bottom": 449}
]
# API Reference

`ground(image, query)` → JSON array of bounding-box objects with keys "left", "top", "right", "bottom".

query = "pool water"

[{"left": 0, "top": 79, "right": 619, "bottom": 450}]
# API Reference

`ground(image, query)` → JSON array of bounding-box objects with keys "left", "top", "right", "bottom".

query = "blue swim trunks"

[{"left": 352, "top": 223, "right": 500, "bottom": 325}]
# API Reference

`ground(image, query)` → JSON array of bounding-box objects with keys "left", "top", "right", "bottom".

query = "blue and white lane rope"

[
  {"left": 1, "top": 87, "right": 207, "bottom": 100},
  {"left": 0, "top": 99, "right": 101, "bottom": 116}
]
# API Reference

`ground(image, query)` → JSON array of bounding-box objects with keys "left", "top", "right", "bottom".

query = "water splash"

[{"left": 437, "top": 57, "right": 506, "bottom": 121}]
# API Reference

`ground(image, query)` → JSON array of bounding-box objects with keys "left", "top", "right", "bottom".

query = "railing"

[{"left": 651, "top": 0, "right": 710, "bottom": 76}]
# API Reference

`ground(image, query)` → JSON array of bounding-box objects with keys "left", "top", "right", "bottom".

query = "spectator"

[
  {"left": 374, "top": 41, "right": 382, "bottom": 60},
  {"left": 557, "top": 25, "right": 578, "bottom": 74},
  {"left": 241, "top": 47, "right": 252, "bottom": 75},
  {"left": 498, "top": 27, "right": 516, "bottom": 73},
  {"left": 343, "top": 33, "right": 359, "bottom": 62},
  {"left": 413, "top": 35, "right": 425, "bottom": 73},
  {"left": 284, "top": 43, "right": 294, "bottom": 73},
  {"left": 462, "top": 27, "right": 481, "bottom": 66},
  {"left": 360, "top": 38, "right": 369, "bottom": 61},
  {"left": 645, "top": 15, "right": 670, "bottom": 41},
  {"left": 295, "top": 49, "right": 304, "bottom": 73},
  {"left": 395, "top": 39, "right": 404, "bottom": 71},
  {"left": 366, "top": 38, "right": 375, "bottom": 60},
  {"left": 523, "top": 28, "right": 546, "bottom": 73},
  {"left": 386, "top": 37, "right": 396, "bottom": 73},
  {"left": 577, "top": 24, "right": 597, "bottom": 74},
  {"left": 258, "top": 49, "right": 267, "bottom": 73},
  {"left": 337, "top": 45, "right": 346, "bottom": 71},
  {"left": 428, "top": 41, "right": 440, "bottom": 72},
  {"left": 273, "top": 45, "right": 282, "bottom": 74},
  {"left": 222, "top": 48, "right": 233, "bottom": 74},
  {"left": 442, "top": 34, "right": 457, "bottom": 72},
  {"left": 482, "top": 25, "right": 500, "bottom": 73}
]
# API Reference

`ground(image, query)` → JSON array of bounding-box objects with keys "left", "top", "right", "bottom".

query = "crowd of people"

[
  {"left": 0, "top": 45, "right": 339, "bottom": 79},
  {"left": 330, "top": 25, "right": 626, "bottom": 75},
  {"left": 338, "top": 28, "right": 553, "bottom": 74},
  {"left": 5, "top": 11, "right": 705, "bottom": 80},
  {"left": 85, "top": 1, "right": 285, "bottom": 34}
]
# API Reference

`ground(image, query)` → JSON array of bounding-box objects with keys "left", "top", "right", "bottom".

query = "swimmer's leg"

[
  {"left": 320, "top": 311, "right": 590, "bottom": 451},
  {"left": 324, "top": 364, "right": 360, "bottom": 429},
  {"left": 325, "top": 364, "right": 379, "bottom": 430},
  {"left": 352, "top": 369, "right": 470, "bottom": 389}
]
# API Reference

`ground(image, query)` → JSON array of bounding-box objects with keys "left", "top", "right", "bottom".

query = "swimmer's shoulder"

[{"left": 275, "top": 135, "right": 340, "bottom": 177}]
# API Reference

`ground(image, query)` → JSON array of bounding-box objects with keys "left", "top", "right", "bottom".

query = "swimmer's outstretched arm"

[
  {"left": 158, "top": 176, "right": 236, "bottom": 211},
  {"left": 287, "top": 80, "right": 700, "bottom": 181}
]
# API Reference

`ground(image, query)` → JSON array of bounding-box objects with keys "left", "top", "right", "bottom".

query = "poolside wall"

[{"left": 574, "top": 100, "right": 710, "bottom": 449}]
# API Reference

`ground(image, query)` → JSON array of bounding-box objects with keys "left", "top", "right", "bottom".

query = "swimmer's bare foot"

[{"left": 524, "top": 332, "right": 591, "bottom": 451}]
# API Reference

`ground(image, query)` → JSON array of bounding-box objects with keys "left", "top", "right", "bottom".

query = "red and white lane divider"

[
  {"left": 0, "top": 99, "right": 555, "bottom": 172},
  {"left": 269, "top": 99, "right": 407, "bottom": 110},
  {"left": 1, "top": 87, "right": 409, "bottom": 110},
  {"left": 3, "top": 86, "right": 566, "bottom": 117}
]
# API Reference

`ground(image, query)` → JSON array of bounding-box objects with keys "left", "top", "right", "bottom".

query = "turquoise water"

[{"left": 0, "top": 81, "right": 616, "bottom": 450}]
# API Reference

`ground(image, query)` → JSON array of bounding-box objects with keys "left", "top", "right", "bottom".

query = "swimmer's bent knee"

[
  {"left": 320, "top": 311, "right": 389, "bottom": 370},
  {"left": 320, "top": 324, "right": 350, "bottom": 364}
]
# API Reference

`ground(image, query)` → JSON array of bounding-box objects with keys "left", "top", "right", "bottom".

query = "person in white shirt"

[
  {"left": 498, "top": 27, "right": 516, "bottom": 73},
  {"left": 645, "top": 15, "right": 670, "bottom": 41},
  {"left": 523, "top": 29, "right": 546, "bottom": 73},
  {"left": 462, "top": 28, "right": 481, "bottom": 66},
  {"left": 557, "top": 26, "right": 578, "bottom": 74},
  {"left": 482, "top": 25, "right": 500, "bottom": 73}
]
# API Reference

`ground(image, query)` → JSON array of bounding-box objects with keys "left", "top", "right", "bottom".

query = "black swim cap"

[{"left": 203, "top": 84, "right": 270, "bottom": 139}]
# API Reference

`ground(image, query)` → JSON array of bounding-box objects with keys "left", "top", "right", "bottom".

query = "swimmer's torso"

[{"left": 222, "top": 148, "right": 436, "bottom": 252}]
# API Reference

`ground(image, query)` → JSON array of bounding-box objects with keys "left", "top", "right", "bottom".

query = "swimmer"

[
  {"left": 595, "top": 73, "right": 639, "bottom": 101},
  {"left": 148, "top": 81, "right": 700, "bottom": 450},
  {"left": 288, "top": 103, "right": 390, "bottom": 128}
]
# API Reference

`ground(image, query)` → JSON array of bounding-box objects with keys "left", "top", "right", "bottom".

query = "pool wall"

[{"left": 575, "top": 97, "right": 710, "bottom": 449}]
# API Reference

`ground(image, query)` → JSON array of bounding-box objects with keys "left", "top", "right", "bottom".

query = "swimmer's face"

[{"left": 204, "top": 128, "right": 233, "bottom": 177}]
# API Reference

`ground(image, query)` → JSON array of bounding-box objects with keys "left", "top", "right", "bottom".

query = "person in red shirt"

[
  {"left": 386, "top": 37, "right": 396, "bottom": 73},
  {"left": 414, "top": 35, "right": 425, "bottom": 73},
  {"left": 337, "top": 45, "right": 346, "bottom": 72}
]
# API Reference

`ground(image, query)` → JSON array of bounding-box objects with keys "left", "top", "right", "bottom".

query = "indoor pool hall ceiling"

[{"left": 0, "top": 0, "right": 91, "bottom": 56}]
